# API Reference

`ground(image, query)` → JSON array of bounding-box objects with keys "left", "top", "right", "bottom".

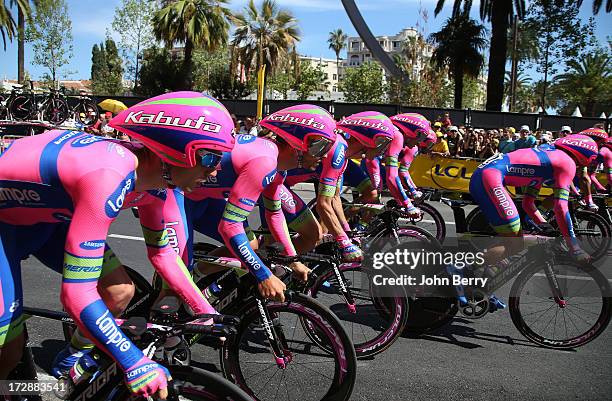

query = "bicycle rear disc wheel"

[
  {"left": 509, "top": 259, "right": 612, "bottom": 349},
  {"left": 43, "top": 98, "right": 69, "bottom": 125},
  {"left": 221, "top": 293, "right": 356, "bottom": 401}
]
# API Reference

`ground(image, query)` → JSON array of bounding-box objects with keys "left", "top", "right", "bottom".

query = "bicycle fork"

[
  {"left": 255, "top": 298, "right": 292, "bottom": 369},
  {"left": 542, "top": 262, "right": 567, "bottom": 308}
]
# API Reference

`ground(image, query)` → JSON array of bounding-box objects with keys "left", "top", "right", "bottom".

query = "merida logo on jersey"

[
  {"left": 340, "top": 118, "right": 389, "bottom": 132},
  {"left": 0, "top": 187, "right": 41, "bottom": 204},
  {"left": 505, "top": 165, "right": 535, "bottom": 176},
  {"left": 53, "top": 131, "right": 81, "bottom": 145},
  {"left": 237, "top": 240, "right": 262, "bottom": 271},
  {"left": 105, "top": 173, "right": 135, "bottom": 217},
  {"left": 95, "top": 309, "right": 131, "bottom": 352},
  {"left": 124, "top": 110, "right": 222, "bottom": 133},
  {"left": 267, "top": 113, "right": 326, "bottom": 130}
]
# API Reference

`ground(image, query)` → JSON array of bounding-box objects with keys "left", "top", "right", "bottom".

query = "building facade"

[
  {"left": 298, "top": 56, "right": 344, "bottom": 94},
  {"left": 345, "top": 27, "right": 432, "bottom": 79}
]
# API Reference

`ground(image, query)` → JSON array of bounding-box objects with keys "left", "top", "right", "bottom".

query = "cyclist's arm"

[
  {"left": 521, "top": 183, "right": 547, "bottom": 224},
  {"left": 218, "top": 157, "right": 275, "bottom": 282},
  {"left": 364, "top": 158, "right": 382, "bottom": 191},
  {"left": 261, "top": 174, "right": 297, "bottom": 257},
  {"left": 137, "top": 190, "right": 216, "bottom": 315},
  {"left": 316, "top": 140, "right": 350, "bottom": 236},
  {"left": 398, "top": 153, "right": 418, "bottom": 196},
  {"left": 61, "top": 169, "right": 144, "bottom": 372},
  {"left": 384, "top": 134, "right": 414, "bottom": 210},
  {"left": 589, "top": 155, "right": 606, "bottom": 191}
]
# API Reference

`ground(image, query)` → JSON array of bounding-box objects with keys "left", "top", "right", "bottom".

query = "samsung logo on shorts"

[{"left": 80, "top": 240, "right": 105, "bottom": 250}]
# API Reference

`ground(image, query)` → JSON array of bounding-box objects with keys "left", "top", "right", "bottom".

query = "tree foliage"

[
  {"left": 430, "top": 13, "right": 487, "bottom": 108},
  {"left": 25, "top": 0, "right": 72, "bottom": 84},
  {"left": 111, "top": 0, "right": 158, "bottom": 89},
  {"left": 294, "top": 61, "right": 327, "bottom": 100},
  {"left": 136, "top": 47, "right": 183, "bottom": 97},
  {"left": 551, "top": 47, "right": 612, "bottom": 116},
  {"left": 327, "top": 28, "right": 347, "bottom": 66},
  {"left": 0, "top": 0, "right": 35, "bottom": 49},
  {"left": 91, "top": 38, "right": 124, "bottom": 95},
  {"left": 154, "top": 0, "right": 231, "bottom": 89},
  {"left": 525, "top": 0, "right": 594, "bottom": 107},
  {"left": 340, "top": 62, "right": 386, "bottom": 104},
  {"left": 434, "top": 0, "right": 527, "bottom": 111},
  {"left": 231, "top": 0, "right": 300, "bottom": 78}
]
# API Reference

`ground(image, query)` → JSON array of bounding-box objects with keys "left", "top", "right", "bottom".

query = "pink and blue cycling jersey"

[
  {"left": 285, "top": 134, "right": 349, "bottom": 197},
  {"left": 0, "top": 130, "right": 209, "bottom": 372},
  {"left": 364, "top": 129, "right": 416, "bottom": 210},
  {"left": 469, "top": 145, "right": 579, "bottom": 249},
  {"left": 181, "top": 134, "right": 296, "bottom": 282}
]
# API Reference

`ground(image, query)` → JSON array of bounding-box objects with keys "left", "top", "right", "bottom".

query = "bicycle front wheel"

[
  {"left": 75, "top": 100, "right": 100, "bottom": 126},
  {"left": 221, "top": 292, "right": 357, "bottom": 401},
  {"left": 509, "top": 259, "right": 612, "bottom": 349}
]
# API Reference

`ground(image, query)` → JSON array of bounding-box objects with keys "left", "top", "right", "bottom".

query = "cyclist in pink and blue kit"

[
  {"left": 0, "top": 91, "right": 234, "bottom": 398},
  {"left": 574, "top": 128, "right": 610, "bottom": 209},
  {"left": 184, "top": 105, "right": 337, "bottom": 302},
  {"left": 363, "top": 113, "right": 437, "bottom": 217},
  {"left": 470, "top": 134, "right": 599, "bottom": 265}
]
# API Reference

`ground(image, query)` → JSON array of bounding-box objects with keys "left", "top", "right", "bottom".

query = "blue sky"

[{"left": 1, "top": 0, "right": 611, "bottom": 81}]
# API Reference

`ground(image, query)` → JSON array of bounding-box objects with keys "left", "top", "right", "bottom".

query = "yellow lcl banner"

[{"left": 408, "top": 155, "right": 609, "bottom": 195}]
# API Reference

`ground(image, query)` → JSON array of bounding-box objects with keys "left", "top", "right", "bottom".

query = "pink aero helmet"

[
  {"left": 259, "top": 104, "right": 337, "bottom": 157},
  {"left": 390, "top": 113, "right": 432, "bottom": 140},
  {"left": 109, "top": 91, "right": 235, "bottom": 168},
  {"left": 337, "top": 111, "right": 395, "bottom": 152},
  {"left": 602, "top": 137, "right": 612, "bottom": 151},
  {"left": 553, "top": 134, "right": 599, "bottom": 167},
  {"left": 579, "top": 128, "right": 608, "bottom": 144}
]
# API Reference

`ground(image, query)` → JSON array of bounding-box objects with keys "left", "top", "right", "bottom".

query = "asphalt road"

[{"left": 18, "top": 186, "right": 612, "bottom": 401}]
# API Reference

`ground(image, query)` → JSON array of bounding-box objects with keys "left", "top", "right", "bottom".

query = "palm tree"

[
  {"left": 430, "top": 13, "right": 487, "bottom": 109},
  {"left": 327, "top": 28, "right": 347, "bottom": 71},
  {"left": 231, "top": 0, "right": 300, "bottom": 78},
  {"left": 153, "top": 0, "right": 231, "bottom": 90},
  {"left": 0, "top": 0, "right": 33, "bottom": 50},
  {"left": 435, "top": 0, "right": 526, "bottom": 111},
  {"left": 575, "top": 0, "right": 611, "bottom": 14},
  {"left": 553, "top": 51, "right": 611, "bottom": 116}
]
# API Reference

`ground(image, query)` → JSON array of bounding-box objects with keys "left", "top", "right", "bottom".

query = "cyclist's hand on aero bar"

[
  {"left": 125, "top": 356, "right": 171, "bottom": 399},
  {"left": 290, "top": 261, "right": 311, "bottom": 283},
  {"left": 258, "top": 275, "right": 287, "bottom": 302}
]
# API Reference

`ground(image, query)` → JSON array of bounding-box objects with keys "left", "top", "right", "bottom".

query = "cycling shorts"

[
  {"left": 0, "top": 223, "right": 122, "bottom": 347},
  {"left": 343, "top": 160, "right": 373, "bottom": 193},
  {"left": 469, "top": 166, "right": 521, "bottom": 235}
]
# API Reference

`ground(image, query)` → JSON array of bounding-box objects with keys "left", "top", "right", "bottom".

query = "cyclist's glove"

[
  {"left": 125, "top": 356, "right": 171, "bottom": 397},
  {"left": 411, "top": 190, "right": 423, "bottom": 201},
  {"left": 336, "top": 235, "right": 363, "bottom": 262}
]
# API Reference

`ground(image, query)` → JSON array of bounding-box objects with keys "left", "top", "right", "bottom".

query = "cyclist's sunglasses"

[
  {"left": 374, "top": 135, "right": 393, "bottom": 155},
  {"left": 307, "top": 136, "right": 334, "bottom": 158},
  {"left": 197, "top": 149, "right": 223, "bottom": 169}
]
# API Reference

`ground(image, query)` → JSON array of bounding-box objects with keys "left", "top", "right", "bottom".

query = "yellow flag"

[{"left": 256, "top": 65, "right": 266, "bottom": 120}]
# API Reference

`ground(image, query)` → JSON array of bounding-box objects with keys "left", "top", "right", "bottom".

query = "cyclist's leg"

[
  {"left": 281, "top": 186, "right": 321, "bottom": 253},
  {"left": 469, "top": 167, "right": 523, "bottom": 263},
  {"left": 344, "top": 159, "right": 377, "bottom": 203},
  {"left": 192, "top": 198, "right": 257, "bottom": 274},
  {"left": 0, "top": 224, "right": 26, "bottom": 379},
  {"left": 33, "top": 224, "right": 134, "bottom": 316}
]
